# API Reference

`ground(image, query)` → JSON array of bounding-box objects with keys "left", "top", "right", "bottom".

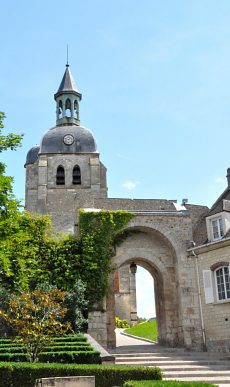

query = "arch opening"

[
  {"left": 72, "top": 165, "right": 81, "bottom": 185},
  {"left": 65, "top": 98, "right": 71, "bottom": 117},
  {"left": 109, "top": 226, "right": 183, "bottom": 349},
  {"left": 74, "top": 100, "right": 79, "bottom": 119},
  {"left": 58, "top": 100, "right": 63, "bottom": 119},
  {"left": 56, "top": 165, "right": 65, "bottom": 185}
]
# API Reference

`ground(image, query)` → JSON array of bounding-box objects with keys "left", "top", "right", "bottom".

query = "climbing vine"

[
  {"left": 0, "top": 209, "right": 133, "bottom": 310},
  {"left": 79, "top": 209, "right": 134, "bottom": 308}
]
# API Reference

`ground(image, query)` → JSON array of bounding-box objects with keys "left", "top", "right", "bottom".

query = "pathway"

[{"left": 110, "top": 329, "right": 230, "bottom": 387}]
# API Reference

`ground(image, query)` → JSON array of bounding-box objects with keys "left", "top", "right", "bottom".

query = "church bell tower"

[{"left": 25, "top": 65, "right": 107, "bottom": 234}]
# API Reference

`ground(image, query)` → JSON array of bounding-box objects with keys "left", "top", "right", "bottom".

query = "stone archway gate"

[{"left": 88, "top": 210, "right": 204, "bottom": 351}]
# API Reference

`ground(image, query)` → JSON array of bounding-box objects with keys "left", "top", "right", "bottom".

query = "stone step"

[
  {"left": 113, "top": 351, "right": 227, "bottom": 358},
  {"left": 116, "top": 361, "right": 230, "bottom": 369},
  {"left": 115, "top": 359, "right": 230, "bottom": 366},
  {"left": 113, "top": 352, "right": 230, "bottom": 386},
  {"left": 164, "top": 370, "right": 230, "bottom": 376},
  {"left": 164, "top": 376, "right": 230, "bottom": 384}
]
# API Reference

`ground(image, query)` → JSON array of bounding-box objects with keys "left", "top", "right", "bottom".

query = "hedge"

[
  {"left": 38, "top": 351, "right": 101, "bottom": 364},
  {"left": 0, "top": 362, "right": 162, "bottom": 387},
  {"left": 0, "top": 345, "right": 92, "bottom": 353},
  {"left": 0, "top": 350, "right": 101, "bottom": 364},
  {"left": 0, "top": 334, "right": 87, "bottom": 344},
  {"left": 52, "top": 335, "right": 87, "bottom": 342},
  {"left": 41, "top": 345, "right": 92, "bottom": 352}
]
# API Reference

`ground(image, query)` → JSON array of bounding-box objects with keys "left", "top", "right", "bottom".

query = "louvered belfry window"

[
  {"left": 73, "top": 165, "right": 81, "bottom": 185},
  {"left": 56, "top": 166, "right": 65, "bottom": 185}
]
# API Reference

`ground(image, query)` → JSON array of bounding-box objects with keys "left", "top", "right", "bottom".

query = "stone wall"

[
  {"left": 115, "top": 265, "right": 137, "bottom": 325},
  {"left": 196, "top": 243, "right": 230, "bottom": 353},
  {"left": 25, "top": 153, "right": 107, "bottom": 233},
  {"left": 109, "top": 213, "right": 204, "bottom": 350}
]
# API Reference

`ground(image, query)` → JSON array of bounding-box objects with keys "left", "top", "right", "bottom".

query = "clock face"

[{"left": 63, "top": 134, "right": 74, "bottom": 145}]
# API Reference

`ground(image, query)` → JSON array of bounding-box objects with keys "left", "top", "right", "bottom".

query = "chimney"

[{"left": 227, "top": 168, "right": 230, "bottom": 188}]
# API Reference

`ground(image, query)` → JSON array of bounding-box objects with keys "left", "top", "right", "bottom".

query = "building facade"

[{"left": 25, "top": 66, "right": 230, "bottom": 352}]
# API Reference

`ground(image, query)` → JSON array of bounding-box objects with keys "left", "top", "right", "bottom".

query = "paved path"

[
  {"left": 115, "top": 328, "right": 153, "bottom": 347},
  {"left": 113, "top": 329, "right": 230, "bottom": 386}
]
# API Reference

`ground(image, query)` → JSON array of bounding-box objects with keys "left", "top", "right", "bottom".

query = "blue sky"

[{"left": 1, "top": 1, "right": 230, "bottom": 318}]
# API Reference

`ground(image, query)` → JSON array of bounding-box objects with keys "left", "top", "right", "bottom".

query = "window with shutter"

[{"left": 203, "top": 270, "right": 214, "bottom": 304}]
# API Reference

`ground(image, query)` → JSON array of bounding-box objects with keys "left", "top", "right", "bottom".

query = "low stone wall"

[
  {"left": 85, "top": 333, "right": 115, "bottom": 363},
  {"left": 36, "top": 376, "right": 95, "bottom": 387}
]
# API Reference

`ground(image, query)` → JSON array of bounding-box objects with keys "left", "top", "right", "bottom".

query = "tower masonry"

[{"left": 25, "top": 65, "right": 107, "bottom": 234}]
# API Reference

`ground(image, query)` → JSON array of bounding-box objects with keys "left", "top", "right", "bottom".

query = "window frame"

[
  {"left": 211, "top": 217, "right": 224, "bottom": 240},
  {"left": 214, "top": 265, "right": 230, "bottom": 302}
]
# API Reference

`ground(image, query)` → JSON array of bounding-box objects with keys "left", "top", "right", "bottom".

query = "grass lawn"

[
  {"left": 124, "top": 320, "right": 158, "bottom": 342},
  {"left": 124, "top": 381, "right": 216, "bottom": 386}
]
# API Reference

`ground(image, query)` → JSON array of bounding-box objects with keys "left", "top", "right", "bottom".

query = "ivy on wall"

[
  {"left": 79, "top": 209, "right": 134, "bottom": 308},
  {"left": 0, "top": 210, "right": 133, "bottom": 309}
]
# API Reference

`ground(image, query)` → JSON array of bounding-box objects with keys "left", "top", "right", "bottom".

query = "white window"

[
  {"left": 212, "top": 218, "right": 224, "bottom": 240},
  {"left": 215, "top": 266, "right": 230, "bottom": 301}
]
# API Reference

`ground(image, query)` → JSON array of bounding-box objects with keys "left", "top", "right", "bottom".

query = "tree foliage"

[
  {"left": 0, "top": 288, "right": 72, "bottom": 362},
  {"left": 0, "top": 112, "right": 23, "bottom": 218},
  {"left": 0, "top": 112, "right": 23, "bottom": 152},
  {"left": 0, "top": 209, "right": 133, "bottom": 308}
]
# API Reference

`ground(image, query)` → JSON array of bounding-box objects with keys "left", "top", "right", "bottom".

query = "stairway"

[{"left": 111, "top": 348, "right": 230, "bottom": 386}]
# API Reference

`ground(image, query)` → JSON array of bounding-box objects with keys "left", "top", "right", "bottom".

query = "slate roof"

[
  {"left": 40, "top": 125, "right": 97, "bottom": 154},
  {"left": 207, "top": 187, "right": 230, "bottom": 216},
  {"left": 24, "top": 145, "right": 40, "bottom": 166},
  {"left": 54, "top": 65, "right": 82, "bottom": 99}
]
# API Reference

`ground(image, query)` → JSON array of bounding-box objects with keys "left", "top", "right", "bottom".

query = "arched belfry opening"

[
  {"left": 56, "top": 165, "right": 65, "bottom": 185},
  {"left": 65, "top": 98, "right": 71, "bottom": 117},
  {"left": 74, "top": 100, "right": 79, "bottom": 120},
  {"left": 73, "top": 165, "right": 81, "bottom": 185},
  {"left": 58, "top": 101, "right": 63, "bottom": 119}
]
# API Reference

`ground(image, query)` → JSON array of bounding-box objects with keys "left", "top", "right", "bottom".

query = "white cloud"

[{"left": 122, "top": 180, "right": 139, "bottom": 190}]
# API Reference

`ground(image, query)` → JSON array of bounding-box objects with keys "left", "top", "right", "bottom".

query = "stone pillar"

[
  {"left": 106, "top": 273, "right": 116, "bottom": 349},
  {"left": 87, "top": 299, "right": 107, "bottom": 348},
  {"left": 130, "top": 270, "right": 138, "bottom": 325}
]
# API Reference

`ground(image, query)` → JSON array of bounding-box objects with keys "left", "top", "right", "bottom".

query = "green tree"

[
  {"left": 0, "top": 111, "right": 23, "bottom": 217},
  {"left": 63, "top": 279, "right": 88, "bottom": 332},
  {"left": 0, "top": 212, "right": 52, "bottom": 291},
  {"left": 0, "top": 288, "right": 72, "bottom": 362}
]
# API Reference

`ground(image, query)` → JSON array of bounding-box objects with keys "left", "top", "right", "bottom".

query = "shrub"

[
  {"left": 116, "top": 316, "right": 130, "bottom": 328},
  {"left": 52, "top": 334, "right": 87, "bottom": 342},
  {"left": 38, "top": 351, "right": 101, "bottom": 364},
  {"left": 0, "top": 350, "right": 101, "bottom": 364},
  {"left": 0, "top": 362, "right": 162, "bottom": 387},
  {"left": 41, "top": 345, "right": 92, "bottom": 352}
]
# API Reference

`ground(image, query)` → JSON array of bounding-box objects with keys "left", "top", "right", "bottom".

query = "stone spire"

[{"left": 54, "top": 65, "right": 82, "bottom": 126}]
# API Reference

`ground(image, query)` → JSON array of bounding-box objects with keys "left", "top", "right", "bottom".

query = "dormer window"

[
  {"left": 212, "top": 218, "right": 224, "bottom": 240},
  {"left": 56, "top": 166, "right": 65, "bottom": 185}
]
